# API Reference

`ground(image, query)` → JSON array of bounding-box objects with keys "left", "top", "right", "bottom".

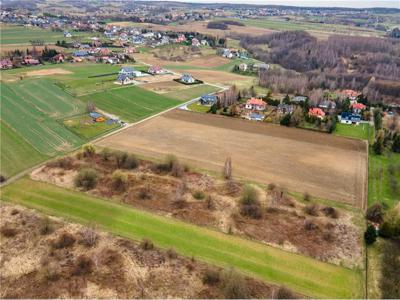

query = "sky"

[{"left": 166, "top": 0, "right": 400, "bottom": 8}]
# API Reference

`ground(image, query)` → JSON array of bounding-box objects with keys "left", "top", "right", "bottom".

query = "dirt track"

[{"left": 97, "top": 110, "right": 367, "bottom": 208}]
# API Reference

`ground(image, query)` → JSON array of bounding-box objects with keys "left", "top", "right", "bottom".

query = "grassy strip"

[
  {"left": 334, "top": 123, "right": 373, "bottom": 143},
  {"left": 368, "top": 152, "right": 400, "bottom": 208},
  {"left": 1, "top": 178, "right": 363, "bottom": 298}
]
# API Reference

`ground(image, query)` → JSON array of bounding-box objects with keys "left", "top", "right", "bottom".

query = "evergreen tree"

[{"left": 364, "top": 224, "right": 377, "bottom": 245}]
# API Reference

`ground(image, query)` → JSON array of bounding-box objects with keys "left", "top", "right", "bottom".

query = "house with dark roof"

[
  {"left": 292, "top": 96, "right": 307, "bottom": 103},
  {"left": 119, "top": 66, "right": 143, "bottom": 77},
  {"left": 73, "top": 50, "right": 89, "bottom": 57},
  {"left": 200, "top": 94, "right": 217, "bottom": 105},
  {"left": 180, "top": 74, "right": 195, "bottom": 84},
  {"left": 116, "top": 73, "right": 134, "bottom": 85},
  {"left": 339, "top": 112, "right": 361, "bottom": 124}
]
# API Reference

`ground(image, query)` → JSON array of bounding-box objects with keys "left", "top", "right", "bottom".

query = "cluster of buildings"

[{"left": 220, "top": 48, "right": 248, "bottom": 59}]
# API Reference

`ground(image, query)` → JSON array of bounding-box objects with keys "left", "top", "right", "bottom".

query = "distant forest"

[{"left": 240, "top": 31, "right": 400, "bottom": 105}]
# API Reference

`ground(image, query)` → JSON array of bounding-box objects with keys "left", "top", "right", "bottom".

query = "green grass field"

[
  {"left": 1, "top": 79, "right": 85, "bottom": 155},
  {"left": 368, "top": 152, "right": 400, "bottom": 208},
  {"left": 188, "top": 102, "right": 211, "bottom": 113},
  {"left": 334, "top": 123, "right": 374, "bottom": 143},
  {"left": 0, "top": 121, "right": 48, "bottom": 178},
  {"left": 62, "top": 115, "right": 120, "bottom": 140},
  {"left": 164, "top": 84, "right": 220, "bottom": 101},
  {"left": 0, "top": 24, "right": 97, "bottom": 45},
  {"left": 79, "top": 85, "right": 182, "bottom": 122},
  {"left": 1, "top": 177, "right": 363, "bottom": 299}
]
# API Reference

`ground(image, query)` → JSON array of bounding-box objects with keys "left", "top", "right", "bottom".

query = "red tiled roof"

[
  {"left": 351, "top": 103, "right": 366, "bottom": 110},
  {"left": 246, "top": 98, "right": 266, "bottom": 106},
  {"left": 309, "top": 108, "right": 325, "bottom": 117},
  {"left": 342, "top": 89, "right": 359, "bottom": 97}
]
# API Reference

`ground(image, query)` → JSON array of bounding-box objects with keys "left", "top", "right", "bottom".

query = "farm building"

[
  {"left": 180, "top": 74, "right": 195, "bottom": 84},
  {"left": 309, "top": 108, "right": 325, "bottom": 119},
  {"left": 339, "top": 112, "right": 361, "bottom": 125},
  {"left": 200, "top": 94, "right": 217, "bottom": 105},
  {"left": 245, "top": 98, "right": 266, "bottom": 111}
]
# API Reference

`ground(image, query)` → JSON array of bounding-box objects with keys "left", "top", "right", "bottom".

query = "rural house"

[
  {"left": 252, "top": 63, "right": 269, "bottom": 72},
  {"left": 341, "top": 89, "right": 359, "bottom": 101},
  {"left": 180, "top": 73, "right": 195, "bottom": 84},
  {"left": 308, "top": 108, "right": 325, "bottom": 119},
  {"left": 200, "top": 94, "right": 217, "bottom": 105},
  {"left": 351, "top": 102, "right": 366, "bottom": 114},
  {"left": 339, "top": 112, "right": 361, "bottom": 125},
  {"left": 0, "top": 58, "right": 13, "bottom": 69},
  {"left": 318, "top": 100, "right": 336, "bottom": 111},
  {"left": 148, "top": 65, "right": 164, "bottom": 75},
  {"left": 23, "top": 57, "right": 40, "bottom": 65},
  {"left": 119, "top": 66, "right": 142, "bottom": 77},
  {"left": 51, "top": 53, "right": 65, "bottom": 63},
  {"left": 191, "top": 38, "right": 200, "bottom": 47},
  {"left": 245, "top": 98, "right": 266, "bottom": 111},
  {"left": 116, "top": 73, "right": 135, "bottom": 85},
  {"left": 292, "top": 96, "right": 307, "bottom": 103},
  {"left": 239, "top": 63, "right": 248, "bottom": 72}
]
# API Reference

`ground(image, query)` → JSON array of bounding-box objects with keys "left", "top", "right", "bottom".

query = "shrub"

[
  {"left": 46, "top": 156, "right": 73, "bottom": 169},
  {"left": 223, "top": 157, "right": 232, "bottom": 180},
  {"left": 123, "top": 153, "right": 139, "bottom": 169},
  {"left": 138, "top": 186, "right": 152, "bottom": 200},
  {"left": 303, "top": 192, "right": 311, "bottom": 202},
  {"left": 379, "top": 209, "right": 400, "bottom": 238},
  {"left": 113, "top": 150, "right": 128, "bottom": 168},
  {"left": 304, "top": 219, "right": 318, "bottom": 230},
  {"left": 78, "top": 226, "right": 98, "bottom": 247},
  {"left": 82, "top": 144, "right": 96, "bottom": 157},
  {"left": 40, "top": 262, "right": 60, "bottom": 282},
  {"left": 366, "top": 203, "right": 385, "bottom": 223},
  {"left": 365, "top": 224, "right": 377, "bottom": 245},
  {"left": 140, "top": 238, "right": 154, "bottom": 251},
  {"left": 0, "top": 225, "right": 18, "bottom": 237},
  {"left": 10, "top": 209, "right": 19, "bottom": 215},
  {"left": 303, "top": 203, "right": 319, "bottom": 216},
  {"left": 202, "top": 268, "right": 221, "bottom": 285},
  {"left": 221, "top": 269, "right": 249, "bottom": 299},
  {"left": 165, "top": 154, "right": 178, "bottom": 171},
  {"left": 166, "top": 248, "right": 178, "bottom": 259},
  {"left": 111, "top": 170, "right": 128, "bottom": 192},
  {"left": 321, "top": 206, "right": 339, "bottom": 219},
  {"left": 323, "top": 231, "right": 334, "bottom": 242},
  {"left": 239, "top": 185, "right": 262, "bottom": 219},
  {"left": 72, "top": 255, "right": 93, "bottom": 276},
  {"left": 0, "top": 175, "right": 6, "bottom": 183},
  {"left": 205, "top": 195, "right": 215, "bottom": 210},
  {"left": 192, "top": 190, "right": 206, "bottom": 200},
  {"left": 267, "top": 183, "right": 276, "bottom": 191},
  {"left": 39, "top": 217, "right": 54, "bottom": 235},
  {"left": 99, "top": 248, "right": 122, "bottom": 266},
  {"left": 276, "top": 287, "right": 296, "bottom": 299},
  {"left": 74, "top": 168, "right": 98, "bottom": 190},
  {"left": 171, "top": 160, "right": 184, "bottom": 177},
  {"left": 100, "top": 147, "right": 113, "bottom": 161},
  {"left": 51, "top": 232, "right": 76, "bottom": 249}
]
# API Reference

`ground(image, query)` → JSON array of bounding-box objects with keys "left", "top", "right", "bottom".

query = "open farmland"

[
  {"left": 97, "top": 109, "right": 368, "bottom": 208},
  {"left": 164, "top": 84, "right": 221, "bottom": 101},
  {"left": 1, "top": 178, "right": 363, "bottom": 299},
  {"left": 0, "top": 24, "right": 96, "bottom": 45},
  {"left": 0, "top": 121, "right": 48, "bottom": 177},
  {"left": 1, "top": 79, "right": 85, "bottom": 155},
  {"left": 78, "top": 85, "right": 182, "bottom": 122}
]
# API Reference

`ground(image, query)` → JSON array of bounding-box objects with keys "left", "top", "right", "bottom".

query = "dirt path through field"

[{"left": 96, "top": 110, "right": 367, "bottom": 208}]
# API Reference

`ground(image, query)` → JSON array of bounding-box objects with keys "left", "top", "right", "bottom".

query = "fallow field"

[
  {"left": 0, "top": 177, "right": 363, "bottom": 299},
  {"left": 97, "top": 109, "right": 368, "bottom": 208}
]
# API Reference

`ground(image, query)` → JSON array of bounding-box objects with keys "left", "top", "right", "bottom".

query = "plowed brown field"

[{"left": 96, "top": 110, "right": 367, "bottom": 208}]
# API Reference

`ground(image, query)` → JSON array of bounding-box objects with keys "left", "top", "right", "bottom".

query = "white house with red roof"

[
  {"left": 308, "top": 108, "right": 325, "bottom": 119},
  {"left": 350, "top": 102, "right": 366, "bottom": 114},
  {"left": 341, "top": 89, "right": 359, "bottom": 101},
  {"left": 245, "top": 98, "right": 266, "bottom": 111}
]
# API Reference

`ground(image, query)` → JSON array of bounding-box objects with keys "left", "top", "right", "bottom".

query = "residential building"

[
  {"left": 239, "top": 63, "right": 248, "bottom": 72},
  {"left": 249, "top": 112, "right": 264, "bottom": 121},
  {"left": 245, "top": 98, "right": 266, "bottom": 111},
  {"left": 341, "top": 89, "right": 359, "bottom": 101},
  {"left": 318, "top": 100, "right": 336, "bottom": 111},
  {"left": 351, "top": 102, "right": 366, "bottom": 114},
  {"left": 308, "top": 108, "right": 325, "bottom": 119},
  {"left": 116, "top": 73, "right": 134, "bottom": 85},
  {"left": 191, "top": 38, "right": 200, "bottom": 47},
  {"left": 0, "top": 58, "right": 13, "bottom": 69},
  {"left": 200, "top": 94, "right": 217, "bottom": 105},
  {"left": 339, "top": 112, "right": 361, "bottom": 124},
  {"left": 180, "top": 74, "right": 195, "bottom": 84},
  {"left": 291, "top": 96, "right": 307, "bottom": 103},
  {"left": 148, "top": 65, "right": 164, "bottom": 75}
]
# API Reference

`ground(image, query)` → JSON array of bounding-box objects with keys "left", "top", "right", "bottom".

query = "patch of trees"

[
  {"left": 207, "top": 21, "right": 228, "bottom": 30},
  {"left": 241, "top": 31, "right": 400, "bottom": 104}
]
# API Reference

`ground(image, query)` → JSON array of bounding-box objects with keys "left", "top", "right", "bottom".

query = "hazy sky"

[{"left": 170, "top": 0, "right": 400, "bottom": 8}]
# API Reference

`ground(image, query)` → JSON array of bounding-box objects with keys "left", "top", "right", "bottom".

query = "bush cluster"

[
  {"left": 74, "top": 168, "right": 98, "bottom": 190},
  {"left": 239, "top": 185, "right": 262, "bottom": 219}
]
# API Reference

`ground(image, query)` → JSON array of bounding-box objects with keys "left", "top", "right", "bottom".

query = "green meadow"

[
  {"left": 0, "top": 121, "right": 48, "bottom": 177},
  {"left": 79, "top": 85, "right": 182, "bottom": 122},
  {"left": 1, "top": 178, "right": 364, "bottom": 299},
  {"left": 164, "top": 84, "right": 220, "bottom": 101},
  {"left": 334, "top": 123, "right": 374, "bottom": 143}
]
